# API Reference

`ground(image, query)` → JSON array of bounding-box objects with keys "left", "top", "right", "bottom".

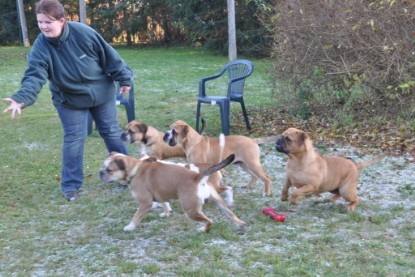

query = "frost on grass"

[{"left": 2, "top": 143, "right": 414, "bottom": 276}]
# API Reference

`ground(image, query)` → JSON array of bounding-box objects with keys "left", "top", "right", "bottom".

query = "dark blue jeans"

[{"left": 55, "top": 97, "right": 128, "bottom": 193}]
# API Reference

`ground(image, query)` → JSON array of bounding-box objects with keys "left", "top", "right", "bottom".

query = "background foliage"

[
  {"left": 261, "top": 0, "right": 415, "bottom": 122},
  {"left": 0, "top": 0, "right": 270, "bottom": 56},
  {"left": 1, "top": 0, "right": 414, "bottom": 130}
]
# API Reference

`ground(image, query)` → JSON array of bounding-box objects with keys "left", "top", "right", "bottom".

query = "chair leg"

[
  {"left": 126, "top": 85, "right": 135, "bottom": 122},
  {"left": 196, "top": 102, "right": 201, "bottom": 132},
  {"left": 219, "top": 102, "right": 230, "bottom": 136},
  {"left": 239, "top": 99, "right": 251, "bottom": 130},
  {"left": 125, "top": 103, "right": 135, "bottom": 122}
]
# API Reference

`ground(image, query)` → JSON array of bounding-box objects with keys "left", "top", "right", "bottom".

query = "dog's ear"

[
  {"left": 182, "top": 125, "right": 189, "bottom": 137},
  {"left": 114, "top": 158, "right": 126, "bottom": 171},
  {"left": 297, "top": 131, "right": 307, "bottom": 147},
  {"left": 133, "top": 123, "right": 148, "bottom": 135}
]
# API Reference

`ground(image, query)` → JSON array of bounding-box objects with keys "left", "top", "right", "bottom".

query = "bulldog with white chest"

[{"left": 99, "top": 152, "right": 245, "bottom": 232}]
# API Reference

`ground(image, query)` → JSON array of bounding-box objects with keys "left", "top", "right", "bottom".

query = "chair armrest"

[{"left": 199, "top": 68, "right": 227, "bottom": 97}]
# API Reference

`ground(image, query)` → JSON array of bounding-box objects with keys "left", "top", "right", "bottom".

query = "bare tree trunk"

[
  {"left": 227, "top": 0, "right": 237, "bottom": 61},
  {"left": 17, "top": 0, "right": 30, "bottom": 47},
  {"left": 79, "top": 0, "right": 86, "bottom": 24}
]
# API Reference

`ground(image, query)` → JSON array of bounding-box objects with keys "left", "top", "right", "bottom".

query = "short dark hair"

[{"left": 35, "top": 0, "right": 65, "bottom": 20}]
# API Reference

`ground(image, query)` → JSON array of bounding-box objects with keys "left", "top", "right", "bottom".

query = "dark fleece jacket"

[{"left": 11, "top": 21, "right": 132, "bottom": 109}]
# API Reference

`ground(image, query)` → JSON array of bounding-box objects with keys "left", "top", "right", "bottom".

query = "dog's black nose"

[
  {"left": 275, "top": 136, "right": 285, "bottom": 153},
  {"left": 99, "top": 170, "right": 106, "bottom": 182},
  {"left": 162, "top": 132, "right": 169, "bottom": 143}
]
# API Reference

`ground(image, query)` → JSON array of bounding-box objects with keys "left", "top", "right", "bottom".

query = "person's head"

[{"left": 36, "top": 0, "right": 66, "bottom": 38}]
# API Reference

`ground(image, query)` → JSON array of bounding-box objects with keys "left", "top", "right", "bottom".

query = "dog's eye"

[{"left": 286, "top": 137, "right": 291, "bottom": 144}]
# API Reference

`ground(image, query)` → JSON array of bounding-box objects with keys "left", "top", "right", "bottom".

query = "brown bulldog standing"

[
  {"left": 164, "top": 120, "right": 275, "bottom": 196},
  {"left": 275, "top": 128, "right": 382, "bottom": 211},
  {"left": 99, "top": 152, "right": 245, "bottom": 232}
]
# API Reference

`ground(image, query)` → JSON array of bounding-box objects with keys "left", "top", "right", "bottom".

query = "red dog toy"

[{"left": 262, "top": 207, "right": 286, "bottom": 222}]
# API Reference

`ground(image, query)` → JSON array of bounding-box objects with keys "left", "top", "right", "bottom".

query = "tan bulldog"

[
  {"left": 275, "top": 127, "right": 382, "bottom": 211},
  {"left": 163, "top": 120, "right": 275, "bottom": 196},
  {"left": 99, "top": 152, "right": 245, "bottom": 232}
]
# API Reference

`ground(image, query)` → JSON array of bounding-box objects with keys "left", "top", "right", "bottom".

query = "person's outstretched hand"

[{"left": 2, "top": 98, "right": 24, "bottom": 120}]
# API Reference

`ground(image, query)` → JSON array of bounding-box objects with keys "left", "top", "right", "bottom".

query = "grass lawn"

[{"left": 0, "top": 46, "right": 414, "bottom": 276}]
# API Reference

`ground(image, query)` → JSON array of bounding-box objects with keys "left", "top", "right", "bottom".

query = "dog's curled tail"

[
  {"left": 204, "top": 154, "right": 235, "bottom": 176},
  {"left": 356, "top": 156, "right": 383, "bottom": 170}
]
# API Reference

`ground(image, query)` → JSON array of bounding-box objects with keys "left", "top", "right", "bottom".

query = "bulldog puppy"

[
  {"left": 163, "top": 120, "right": 275, "bottom": 196},
  {"left": 275, "top": 127, "right": 382, "bottom": 211},
  {"left": 122, "top": 120, "right": 232, "bottom": 206},
  {"left": 121, "top": 118, "right": 206, "bottom": 160},
  {"left": 121, "top": 120, "right": 186, "bottom": 159},
  {"left": 99, "top": 153, "right": 245, "bottom": 232}
]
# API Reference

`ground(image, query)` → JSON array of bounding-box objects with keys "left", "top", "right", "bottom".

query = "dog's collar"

[{"left": 124, "top": 163, "right": 140, "bottom": 185}]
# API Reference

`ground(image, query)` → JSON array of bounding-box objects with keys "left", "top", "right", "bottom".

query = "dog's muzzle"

[
  {"left": 163, "top": 130, "right": 176, "bottom": 146},
  {"left": 275, "top": 136, "right": 288, "bottom": 154},
  {"left": 99, "top": 169, "right": 109, "bottom": 182}
]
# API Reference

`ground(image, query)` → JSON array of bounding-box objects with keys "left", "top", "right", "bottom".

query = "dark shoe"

[{"left": 64, "top": 191, "right": 79, "bottom": 201}]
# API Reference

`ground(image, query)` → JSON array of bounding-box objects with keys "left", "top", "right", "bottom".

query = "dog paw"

[
  {"left": 237, "top": 224, "right": 246, "bottom": 234},
  {"left": 281, "top": 195, "right": 288, "bottom": 201},
  {"left": 123, "top": 222, "right": 136, "bottom": 231},
  {"left": 151, "top": 202, "right": 161, "bottom": 209},
  {"left": 159, "top": 212, "right": 171, "bottom": 218}
]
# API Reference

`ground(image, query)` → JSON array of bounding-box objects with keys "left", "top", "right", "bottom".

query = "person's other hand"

[
  {"left": 2, "top": 98, "right": 24, "bottom": 120},
  {"left": 119, "top": 86, "right": 131, "bottom": 98}
]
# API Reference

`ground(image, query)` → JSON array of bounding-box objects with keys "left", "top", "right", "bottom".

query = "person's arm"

[{"left": 9, "top": 39, "right": 49, "bottom": 108}]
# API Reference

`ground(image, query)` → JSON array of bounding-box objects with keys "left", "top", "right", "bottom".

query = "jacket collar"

[{"left": 46, "top": 22, "right": 69, "bottom": 48}]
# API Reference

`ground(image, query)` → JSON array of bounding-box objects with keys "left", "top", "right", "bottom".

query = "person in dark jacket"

[{"left": 2, "top": 0, "right": 132, "bottom": 201}]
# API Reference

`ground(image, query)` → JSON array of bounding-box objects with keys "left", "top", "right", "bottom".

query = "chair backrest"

[{"left": 225, "top": 60, "right": 253, "bottom": 98}]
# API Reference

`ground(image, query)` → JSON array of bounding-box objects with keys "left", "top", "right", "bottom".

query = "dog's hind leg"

[
  {"left": 339, "top": 176, "right": 360, "bottom": 211},
  {"left": 339, "top": 185, "right": 360, "bottom": 211},
  {"left": 124, "top": 201, "right": 153, "bottom": 231},
  {"left": 181, "top": 199, "right": 213, "bottom": 232},
  {"left": 328, "top": 193, "right": 341, "bottom": 203},
  {"left": 208, "top": 186, "right": 245, "bottom": 230},
  {"left": 346, "top": 196, "right": 360, "bottom": 211},
  {"left": 185, "top": 209, "right": 213, "bottom": 232},
  {"left": 241, "top": 163, "right": 271, "bottom": 196}
]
